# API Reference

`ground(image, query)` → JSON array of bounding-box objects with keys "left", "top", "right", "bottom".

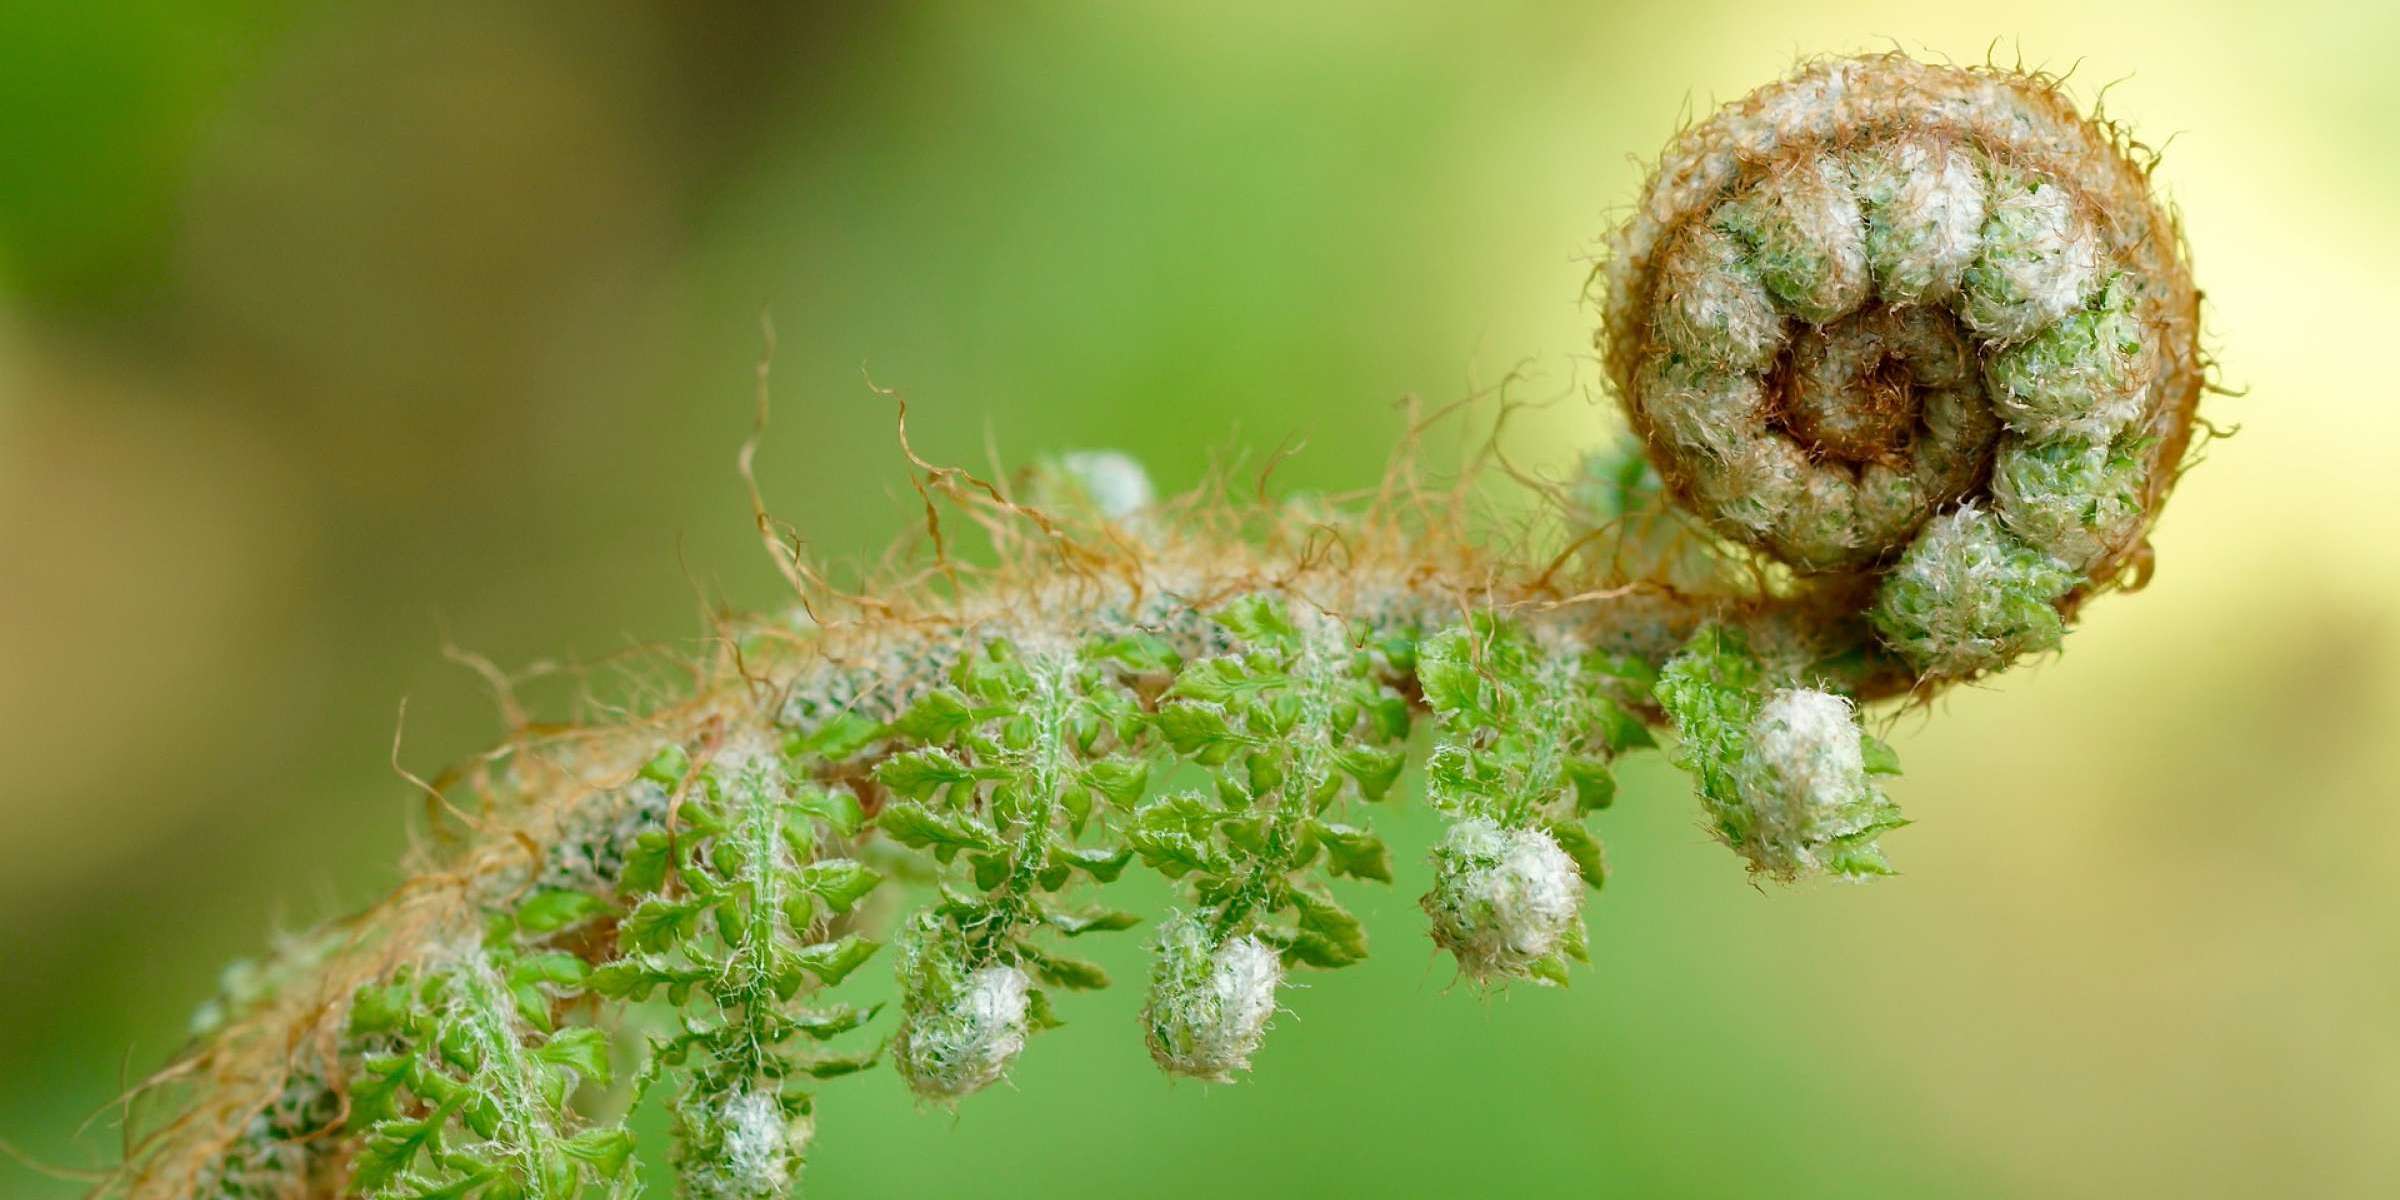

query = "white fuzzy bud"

[
  {"left": 1142, "top": 912, "right": 1284, "bottom": 1082},
  {"left": 1035, "top": 449, "right": 1156, "bottom": 520},
  {"left": 1421, "top": 818, "right": 1584, "bottom": 984},
  {"left": 1730, "top": 688, "right": 1889, "bottom": 877},
  {"left": 894, "top": 964, "right": 1032, "bottom": 1101},
  {"left": 677, "top": 1088, "right": 809, "bottom": 1200},
  {"left": 1870, "top": 504, "right": 2074, "bottom": 677}
]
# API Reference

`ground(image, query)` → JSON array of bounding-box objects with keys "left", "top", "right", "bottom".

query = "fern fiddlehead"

[
  {"left": 1600, "top": 53, "right": 2202, "bottom": 681},
  {"left": 106, "top": 52, "right": 2210, "bottom": 1198}
]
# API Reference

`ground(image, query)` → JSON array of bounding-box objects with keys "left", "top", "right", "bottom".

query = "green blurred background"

[{"left": 3, "top": 1, "right": 2391, "bottom": 1196}]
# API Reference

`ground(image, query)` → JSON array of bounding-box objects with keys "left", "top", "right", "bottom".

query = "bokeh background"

[{"left": 3, "top": 2, "right": 2391, "bottom": 1196}]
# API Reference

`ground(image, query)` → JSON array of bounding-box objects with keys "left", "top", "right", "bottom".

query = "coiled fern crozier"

[{"left": 110, "top": 53, "right": 2212, "bottom": 1199}]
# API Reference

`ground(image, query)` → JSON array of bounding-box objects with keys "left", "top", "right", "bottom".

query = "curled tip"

[
  {"left": 891, "top": 915, "right": 1034, "bottom": 1101},
  {"left": 1421, "top": 817, "right": 1586, "bottom": 985},
  {"left": 1870, "top": 505, "right": 2076, "bottom": 679},
  {"left": 1601, "top": 53, "right": 2204, "bottom": 684},
  {"left": 1657, "top": 632, "right": 1905, "bottom": 880},
  {"left": 1142, "top": 911, "right": 1284, "bottom": 1083},
  {"left": 894, "top": 964, "right": 1032, "bottom": 1101},
  {"left": 675, "top": 1088, "right": 810, "bottom": 1200},
  {"left": 1733, "top": 688, "right": 1904, "bottom": 880}
]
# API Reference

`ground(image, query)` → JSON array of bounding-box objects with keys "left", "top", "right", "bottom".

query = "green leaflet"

[
  {"left": 126, "top": 50, "right": 2214, "bottom": 1200},
  {"left": 1141, "top": 594, "right": 1414, "bottom": 970},
  {"left": 594, "top": 744, "right": 886, "bottom": 1199},
  {"left": 1652, "top": 625, "right": 1765, "bottom": 830},
  {"left": 345, "top": 931, "right": 633, "bottom": 1200},
  {"left": 869, "top": 639, "right": 1151, "bottom": 1099},
  {"left": 1656, "top": 627, "right": 1908, "bottom": 881},
  {"left": 1412, "top": 615, "right": 1649, "bottom": 986},
  {"left": 1416, "top": 614, "right": 1652, "bottom": 830}
]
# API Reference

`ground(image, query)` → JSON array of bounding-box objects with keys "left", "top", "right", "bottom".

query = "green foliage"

[
  {"left": 1655, "top": 627, "right": 1906, "bottom": 880},
  {"left": 1991, "top": 429, "right": 2150, "bottom": 572},
  {"left": 1983, "top": 272, "right": 2149, "bottom": 442},
  {"left": 345, "top": 926, "right": 634, "bottom": 1200},
  {"left": 320, "top": 610, "right": 1925, "bottom": 1192},
  {"left": 870, "top": 638, "right": 1150, "bottom": 1097},
  {"left": 1651, "top": 627, "right": 1766, "bottom": 826},
  {"left": 115, "top": 47, "right": 2220, "bottom": 1200},
  {"left": 863, "top": 597, "right": 1421, "bottom": 1092},
  {"left": 888, "top": 910, "right": 1035, "bottom": 1100},
  {"left": 1413, "top": 616, "right": 1649, "bottom": 984},
  {"left": 592, "top": 744, "right": 884, "bottom": 1198},
  {"left": 1416, "top": 615, "right": 1651, "bottom": 828},
  {"left": 1141, "top": 910, "right": 1284, "bottom": 1082},
  {"left": 1870, "top": 506, "right": 2077, "bottom": 678},
  {"left": 1139, "top": 595, "right": 1411, "bottom": 971},
  {"left": 1422, "top": 817, "right": 1587, "bottom": 987}
]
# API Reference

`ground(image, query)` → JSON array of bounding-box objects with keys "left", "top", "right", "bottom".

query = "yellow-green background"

[{"left": 3, "top": 2, "right": 2390, "bottom": 1196}]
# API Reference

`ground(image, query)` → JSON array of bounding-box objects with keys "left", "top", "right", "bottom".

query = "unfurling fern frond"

[{"left": 108, "top": 52, "right": 2214, "bottom": 1199}]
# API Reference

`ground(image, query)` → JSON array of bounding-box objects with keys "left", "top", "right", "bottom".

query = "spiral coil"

[
  {"left": 1600, "top": 55, "right": 2204, "bottom": 677},
  {"left": 105, "top": 53, "right": 2221, "bottom": 1200}
]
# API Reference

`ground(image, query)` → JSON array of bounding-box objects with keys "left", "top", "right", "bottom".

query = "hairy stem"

[{"left": 103, "top": 51, "right": 2215, "bottom": 1200}]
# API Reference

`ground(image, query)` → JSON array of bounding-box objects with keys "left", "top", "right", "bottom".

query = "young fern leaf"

[
  {"left": 102, "top": 52, "right": 2220, "bottom": 1200},
  {"left": 876, "top": 639, "right": 1149, "bottom": 1099},
  {"left": 345, "top": 933, "right": 634, "bottom": 1200},
  {"left": 591, "top": 742, "right": 883, "bottom": 1198},
  {"left": 1655, "top": 628, "right": 1907, "bottom": 881},
  {"left": 1145, "top": 598, "right": 1409, "bottom": 951},
  {"left": 1136, "top": 595, "right": 1413, "bottom": 1078},
  {"left": 1415, "top": 616, "right": 1652, "bottom": 985}
]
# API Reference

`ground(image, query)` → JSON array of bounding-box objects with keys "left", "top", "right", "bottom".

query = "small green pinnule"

[
  {"left": 1870, "top": 505, "right": 2077, "bottom": 677},
  {"left": 1142, "top": 911, "right": 1285, "bottom": 1082},
  {"left": 1851, "top": 134, "right": 1987, "bottom": 306},
  {"left": 1421, "top": 817, "right": 1586, "bottom": 981},
  {"left": 1655, "top": 629, "right": 1905, "bottom": 881},
  {"left": 1991, "top": 432, "right": 2149, "bottom": 571},
  {"left": 1984, "top": 273, "right": 2154, "bottom": 442},
  {"left": 673, "top": 1088, "right": 809, "bottom": 1200},
  {"left": 1958, "top": 161, "right": 2105, "bottom": 343},
  {"left": 1713, "top": 155, "right": 1871, "bottom": 325},
  {"left": 1652, "top": 223, "right": 1786, "bottom": 371},
  {"left": 890, "top": 913, "right": 1034, "bottom": 1101}
]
